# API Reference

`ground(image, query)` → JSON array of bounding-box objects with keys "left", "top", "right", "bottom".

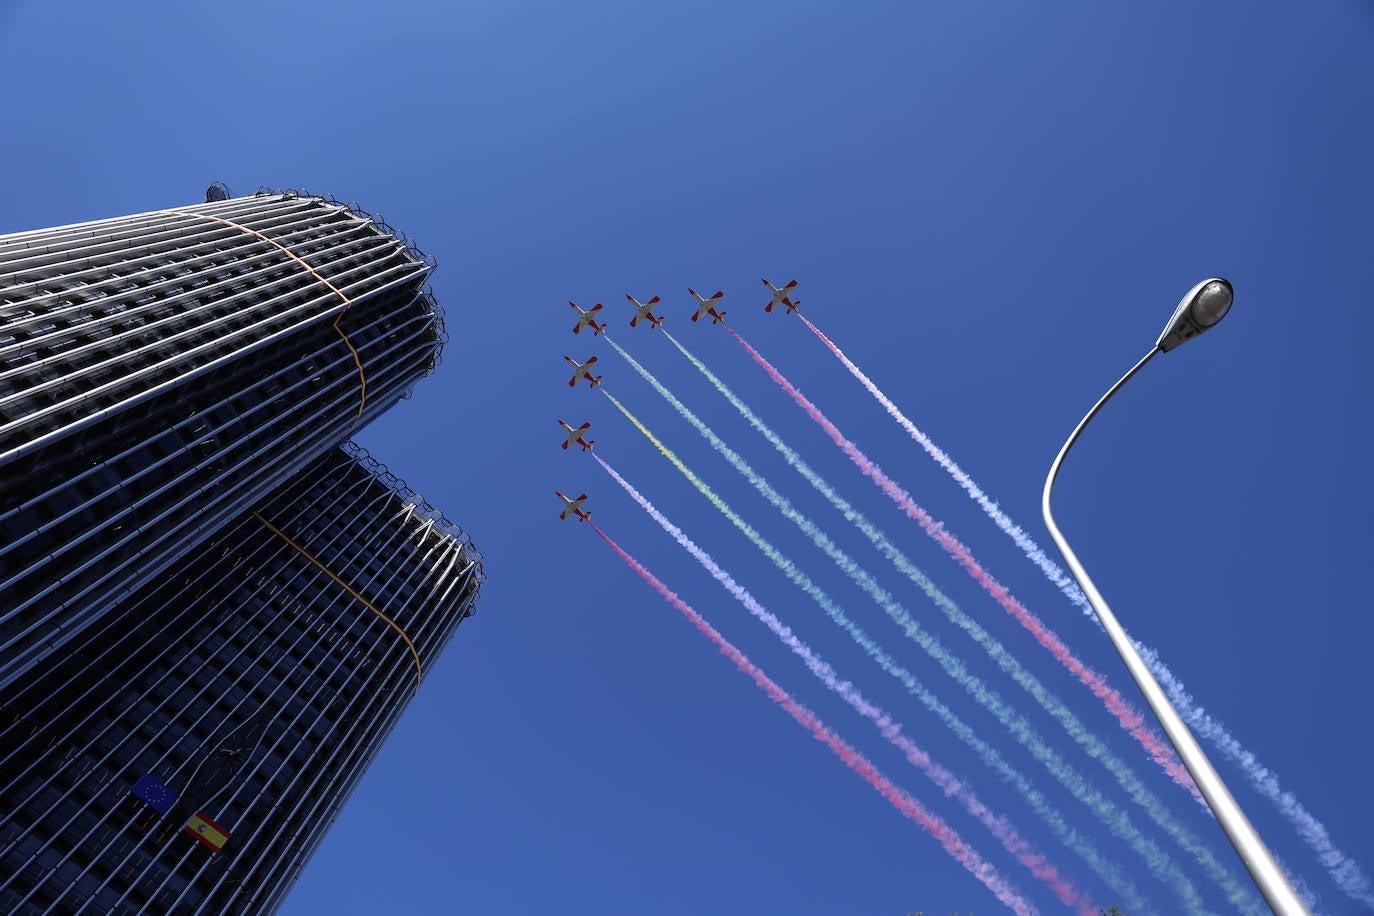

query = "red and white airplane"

[
  {"left": 762, "top": 278, "right": 800, "bottom": 314},
  {"left": 558, "top": 419, "right": 594, "bottom": 452},
  {"left": 626, "top": 294, "right": 665, "bottom": 329},
  {"left": 556, "top": 491, "right": 590, "bottom": 522},
  {"left": 569, "top": 301, "right": 606, "bottom": 336},
  {"left": 688, "top": 289, "right": 727, "bottom": 324},
  {"left": 563, "top": 355, "right": 602, "bottom": 388}
]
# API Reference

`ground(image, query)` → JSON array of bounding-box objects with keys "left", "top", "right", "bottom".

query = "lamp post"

[{"left": 1041, "top": 278, "right": 1310, "bottom": 916}]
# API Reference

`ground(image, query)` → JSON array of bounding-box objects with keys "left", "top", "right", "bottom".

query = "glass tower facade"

[{"left": 0, "top": 189, "right": 483, "bottom": 914}]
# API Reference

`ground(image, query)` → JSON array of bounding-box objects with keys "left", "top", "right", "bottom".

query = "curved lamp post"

[{"left": 1042, "top": 279, "right": 1310, "bottom": 916}]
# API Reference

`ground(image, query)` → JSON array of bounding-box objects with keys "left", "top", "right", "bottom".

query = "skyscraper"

[
  {"left": 0, "top": 188, "right": 448, "bottom": 688},
  {"left": 0, "top": 188, "right": 483, "bottom": 913},
  {"left": 0, "top": 443, "right": 482, "bottom": 914}
]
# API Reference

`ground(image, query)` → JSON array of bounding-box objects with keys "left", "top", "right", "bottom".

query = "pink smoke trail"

[
  {"left": 591, "top": 522, "right": 1039, "bottom": 916},
  {"left": 727, "top": 324, "right": 1202, "bottom": 803},
  {"left": 594, "top": 455, "right": 1091, "bottom": 912}
]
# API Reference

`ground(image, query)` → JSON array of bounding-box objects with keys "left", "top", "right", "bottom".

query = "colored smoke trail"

[
  {"left": 597, "top": 376, "right": 1189, "bottom": 915},
  {"left": 594, "top": 454, "right": 1092, "bottom": 913},
  {"left": 596, "top": 381, "right": 1155, "bottom": 913},
  {"left": 723, "top": 325, "right": 1200, "bottom": 801},
  {"left": 655, "top": 331, "right": 1259, "bottom": 913},
  {"left": 797, "top": 313, "right": 1082, "bottom": 600},
  {"left": 800, "top": 314, "right": 1367, "bottom": 911},
  {"left": 1139, "top": 649, "right": 1370, "bottom": 914},
  {"left": 589, "top": 523, "right": 1039, "bottom": 916}
]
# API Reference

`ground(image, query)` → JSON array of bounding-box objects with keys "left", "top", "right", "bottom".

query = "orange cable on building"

[
  {"left": 251, "top": 510, "right": 423, "bottom": 689},
  {"left": 170, "top": 209, "right": 368, "bottom": 429}
]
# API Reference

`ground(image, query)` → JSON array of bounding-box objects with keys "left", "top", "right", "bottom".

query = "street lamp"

[{"left": 1041, "top": 278, "right": 1310, "bottom": 916}]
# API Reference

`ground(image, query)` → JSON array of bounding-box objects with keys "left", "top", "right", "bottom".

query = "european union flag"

[{"left": 130, "top": 774, "right": 178, "bottom": 815}]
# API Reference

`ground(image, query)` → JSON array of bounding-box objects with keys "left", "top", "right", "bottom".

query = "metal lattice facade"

[
  {"left": 0, "top": 443, "right": 483, "bottom": 915},
  {"left": 0, "top": 189, "right": 485, "bottom": 913},
  {"left": 0, "top": 192, "right": 449, "bottom": 688}
]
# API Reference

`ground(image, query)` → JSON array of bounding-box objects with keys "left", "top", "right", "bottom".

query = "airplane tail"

[
  {"left": 713, "top": 311, "right": 727, "bottom": 324},
  {"left": 590, "top": 375, "right": 603, "bottom": 388},
  {"left": 583, "top": 439, "right": 595, "bottom": 452}
]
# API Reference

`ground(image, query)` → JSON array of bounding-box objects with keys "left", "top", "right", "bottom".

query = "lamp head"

[{"left": 1156, "top": 278, "right": 1233, "bottom": 353}]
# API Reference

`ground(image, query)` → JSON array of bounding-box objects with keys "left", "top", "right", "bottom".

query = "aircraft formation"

[
  {"left": 543, "top": 272, "right": 1374, "bottom": 916},
  {"left": 557, "top": 281, "right": 798, "bottom": 519}
]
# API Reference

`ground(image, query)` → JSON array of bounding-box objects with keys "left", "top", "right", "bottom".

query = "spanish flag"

[{"left": 183, "top": 812, "right": 230, "bottom": 852}]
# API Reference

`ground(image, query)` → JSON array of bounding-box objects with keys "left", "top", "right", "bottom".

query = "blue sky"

[{"left": 3, "top": 1, "right": 1372, "bottom": 913}]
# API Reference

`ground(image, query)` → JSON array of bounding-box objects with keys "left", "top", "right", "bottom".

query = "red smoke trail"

[
  {"left": 591, "top": 523, "right": 1038, "bottom": 916},
  {"left": 727, "top": 325, "right": 1202, "bottom": 802}
]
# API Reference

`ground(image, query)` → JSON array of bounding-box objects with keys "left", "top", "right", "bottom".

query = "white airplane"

[
  {"left": 563, "top": 355, "right": 603, "bottom": 388},
  {"left": 556, "top": 491, "right": 590, "bottom": 522},
  {"left": 558, "top": 419, "right": 594, "bottom": 452},
  {"left": 688, "top": 289, "right": 727, "bottom": 325},
  {"left": 762, "top": 278, "right": 800, "bottom": 314},
  {"left": 569, "top": 301, "right": 606, "bottom": 336},
  {"left": 626, "top": 294, "right": 665, "bottom": 329}
]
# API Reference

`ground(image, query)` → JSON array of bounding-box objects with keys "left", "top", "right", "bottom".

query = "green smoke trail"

[
  {"left": 598, "top": 378, "right": 1193, "bottom": 914},
  {"left": 653, "top": 330, "right": 1261, "bottom": 914}
]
